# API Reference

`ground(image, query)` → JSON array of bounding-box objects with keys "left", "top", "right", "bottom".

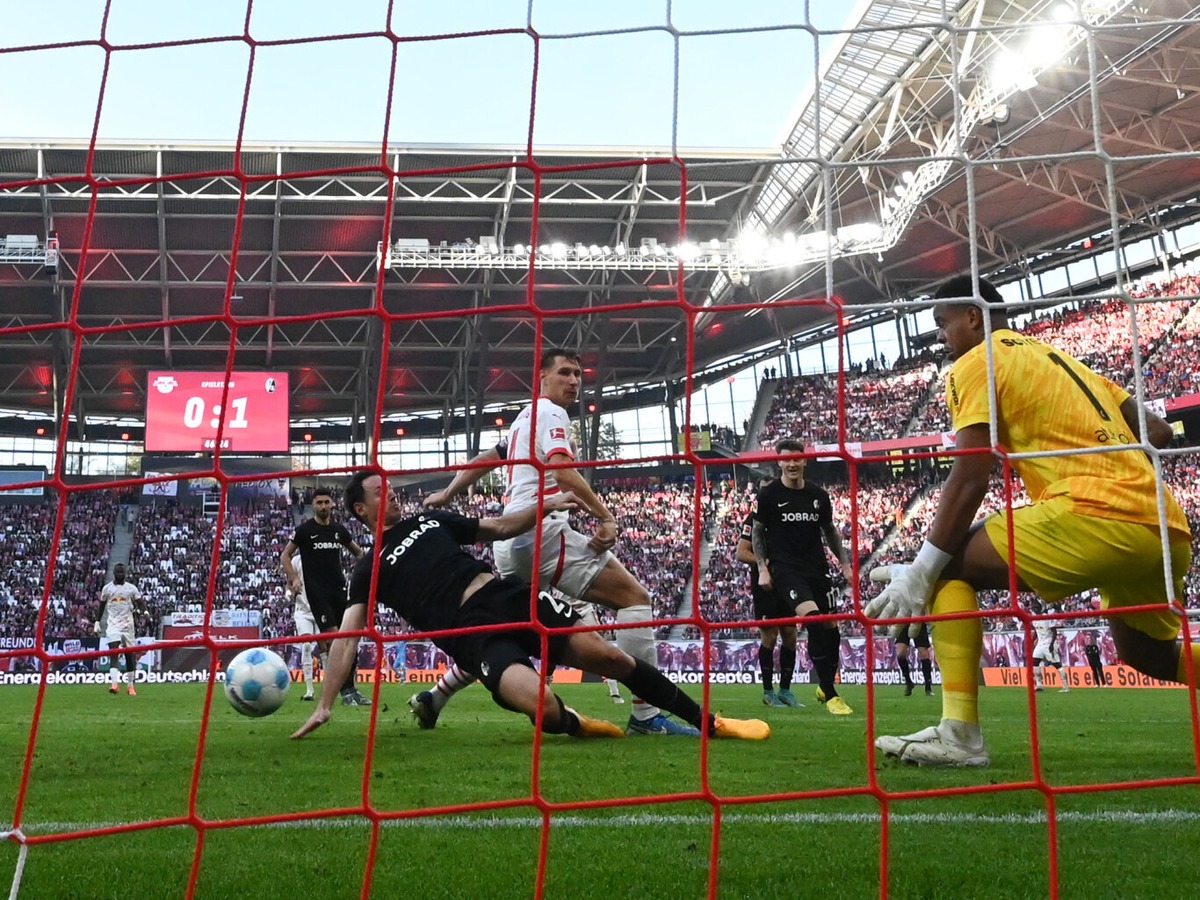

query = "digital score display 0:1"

[{"left": 144, "top": 371, "right": 289, "bottom": 452}]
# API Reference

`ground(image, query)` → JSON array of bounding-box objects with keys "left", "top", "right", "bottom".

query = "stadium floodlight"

[
  {"left": 512, "top": 243, "right": 527, "bottom": 255},
  {"left": 589, "top": 244, "right": 601, "bottom": 257},
  {"left": 676, "top": 242, "right": 699, "bottom": 261},
  {"left": 550, "top": 242, "right": 567, "bottom": 258},
  {"left": 990, "top": 49, "right": 1037, "bottom": 93},
  {"left": 837, "top": 222, "right": 883, "bottom": 245},
  {"left": 614, "top": 242, "right": 626, "bottom": 256}
]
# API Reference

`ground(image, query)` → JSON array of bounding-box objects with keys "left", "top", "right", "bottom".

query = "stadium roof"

[{"left": 1, "top": 0, "right": 1198, "bottom": 441}]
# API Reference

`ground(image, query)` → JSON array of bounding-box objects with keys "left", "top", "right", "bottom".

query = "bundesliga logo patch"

[{"left": 550, "top": 427, "right": 567, "bottom": 440}]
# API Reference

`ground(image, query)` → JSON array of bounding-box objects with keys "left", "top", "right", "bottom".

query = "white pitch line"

[{"left": 9, "top": 808, "right": 1200, "bottom": 837}]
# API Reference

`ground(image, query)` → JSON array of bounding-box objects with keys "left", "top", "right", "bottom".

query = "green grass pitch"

[{"left": 2, "top": 680, "right": 1199, "bottom": 899}]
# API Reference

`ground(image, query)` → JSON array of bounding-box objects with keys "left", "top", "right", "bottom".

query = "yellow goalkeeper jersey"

[{"left": 945, "top": 328, "right": 1190, "bottom": 539}]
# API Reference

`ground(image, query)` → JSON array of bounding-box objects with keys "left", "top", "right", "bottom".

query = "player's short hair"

[
  {"left": 934, "top": 274, "right": 1003, "bottom": 304},
  {"left": 774, "top": 438, "right": 805, "bottom": 455},
  {"left": 934, "top": 275, "right": 1010, "bottom": 330},
  {"left": 540, "top": 348, "right": 581, "bottom": 371},
  {"left": 343, "top": 472, "right": 372, "bottom": 523},
  {"left": 312, "top": 487, "right": 333, "bottom": 500}
]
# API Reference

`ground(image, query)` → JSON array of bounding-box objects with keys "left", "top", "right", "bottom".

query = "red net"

[{"left": 4, "top": 4, "right": 1200, "bottom": 899}]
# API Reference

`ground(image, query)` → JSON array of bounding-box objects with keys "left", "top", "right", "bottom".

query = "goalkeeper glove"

[
  {"left": 863, "top": 540, "right": 952, "bottom": 638},
  {"left": 93, "top": 621, "right": 102, "bottom": 635}
]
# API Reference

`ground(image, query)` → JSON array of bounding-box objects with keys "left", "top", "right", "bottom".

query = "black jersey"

[
  {"left": 752, "top": 478, "right": 834, "bottom": 580},
  {"left": 348, "top": 510, "right": 491, "bottom": 634},
  {"left": 1083, "top": 642, "right": 1102, "bottom": 663},
  {"left": 291, "top": 518, "right": 357, "bottom": 598}
]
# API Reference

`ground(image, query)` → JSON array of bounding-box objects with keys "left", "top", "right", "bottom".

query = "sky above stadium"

[{"left": 2, "top": 0, "right": 851, "bottom": 149}]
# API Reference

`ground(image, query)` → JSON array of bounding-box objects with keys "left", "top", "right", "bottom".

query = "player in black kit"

[
  {"left": 1083, "top": 632, "right": 1108, "bottom": 687},
  {"left": 736, "top": 513, "right": 802, "bottom": 708},
  {"left": 280, "top": 487, "right": 367, "bottom": 706},
  {"left": 291, "top": 471, "right": 769, "bottom": 741},
  {"left": 751, "top": 439, "right": 854, "bottom": 715}
]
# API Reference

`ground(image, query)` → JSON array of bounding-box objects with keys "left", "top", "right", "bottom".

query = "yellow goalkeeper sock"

[
  {"left": 930, "top": 579, "right": 982, "bottom": 726},
  {"left": 1175, "top": 640, "right": 1200, "bottom": 685}
]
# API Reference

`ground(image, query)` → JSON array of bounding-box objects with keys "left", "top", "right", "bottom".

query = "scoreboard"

[{"left": 145, "top": 371, "right": 289, "bottom": 452}]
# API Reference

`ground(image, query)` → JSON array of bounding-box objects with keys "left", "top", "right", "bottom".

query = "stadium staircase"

[
  {"left": 741, "top": 377, "right": 780, "bottom": 452},
  {"left": 666, "top": 531, "right": 712, "bottom": 639},
  {"left": 106, "top": 504, "right": 138, "bottom": 569},
  {"left": 902, "top": 363, "right": 948, "bottom": 436}
]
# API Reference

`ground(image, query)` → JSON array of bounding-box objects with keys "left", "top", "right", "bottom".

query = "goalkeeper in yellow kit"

[{"left": 866, "top": 275, "right": 1193, "bottom": 767}]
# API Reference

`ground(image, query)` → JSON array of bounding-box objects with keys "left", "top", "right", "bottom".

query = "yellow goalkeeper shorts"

[{"left": 984, "top": 497, "right": 1192, "bottom": 641}]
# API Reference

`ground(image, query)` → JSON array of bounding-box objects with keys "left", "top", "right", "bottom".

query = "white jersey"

[
  {"left": 290, "top": 556, "right": 312, "bottom": 617},
  {"left": 100, "top": 581, "right": 141, "bottom": 631},
  {"left": 501, "top": 397, "right": 575, "bottom": 513},
  {"left": 1033, "top": 622, "right": 1060, "bottom": 663}
]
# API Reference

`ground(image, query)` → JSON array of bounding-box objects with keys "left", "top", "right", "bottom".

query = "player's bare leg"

[
  {"left": 124, "top": 650, "right": 137, "bottom": 696},
  {"left": 584, "top": 558, "right": 696, "bottom": 734},
  {"left": 558, "top": 632, "right": 770, "bottom": 740}
]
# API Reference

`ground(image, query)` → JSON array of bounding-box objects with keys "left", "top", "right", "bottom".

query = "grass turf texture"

[{"left": 2, "top": 681, "right": 1199, "bottom": 898}]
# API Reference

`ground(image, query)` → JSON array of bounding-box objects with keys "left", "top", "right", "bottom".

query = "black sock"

[
  {"left": 898, "top": 656, "right": 912, "bottom": 685},
  {"left": 920, "top": 658, "right": 932, "bottom": 688},
  {"left": 779, "top": 645, "right": 796, "bottom": 691},
  {"left": 621, "top": 658, "right": 703, "bottom": 729},
  {"left": 806, "top": 623, "right": 835, "bottom": 698},
  {"left": 542, "top": 695, "right": 577, "bottom": 734},
  {"left": 758, "top": 644, "right": 775, "bottom": 691}
]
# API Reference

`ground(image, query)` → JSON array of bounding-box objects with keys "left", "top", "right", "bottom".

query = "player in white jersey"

[
  {"left": 1032, "top": 617, "right": 1068, "bottom": 692},
  {"left": 289, "top": 556, "right": 318, "bottom": 700},
  {"left": 95, "top": 563, "right": 143, "bottom": 696},
  {"left": 417, "top": 348, "right": 692, "bottom": 735}
]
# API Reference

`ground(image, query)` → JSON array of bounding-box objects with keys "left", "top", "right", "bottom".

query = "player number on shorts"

[{"left": 1047, "top": 352, "right": 1111, "bottom": 421}]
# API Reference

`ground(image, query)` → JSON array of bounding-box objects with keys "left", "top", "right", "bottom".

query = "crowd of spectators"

[
  {"left": 757, "top": 360, "right": 940, "bottom": 448},
  {"left": 0, "top": 490, "right": 122, "bottom": 642}
]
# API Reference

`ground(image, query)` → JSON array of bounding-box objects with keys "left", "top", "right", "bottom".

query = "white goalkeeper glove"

[
  {"left": 93, "top": 621, "right": 102, "bottom": 636},
  {"left": 863, "top": 541, "right": 952, "bottom": 638}
]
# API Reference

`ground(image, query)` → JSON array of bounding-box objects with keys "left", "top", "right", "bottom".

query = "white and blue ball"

[{"left": 224, "top": 647, "right": 291, "bottom": 717}]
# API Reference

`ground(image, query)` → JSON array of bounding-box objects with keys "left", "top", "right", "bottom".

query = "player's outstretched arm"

[
  {"left": 291, "top": 603, "right": 367, "bottom": 739},
  {"left": 1119, "top": 396, "right": 1172, "bottom": 449},
  {"left": 424, "top": 446, "right": 503, "bottom": 508},
  {"left": 865, "top": 424, "right": 991, "bottom": 636},
  {"left": 476, "top": 491, "right": 580, "bottom": 543},
  {"left": 549, "top": 454, "right": 618, "bottom": 551}
]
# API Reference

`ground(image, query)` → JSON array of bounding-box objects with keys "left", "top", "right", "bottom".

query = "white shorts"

[
  {"left": 105, "top": 628, "right": 136, "bottom": 648},
  {"left": 294, "top": 609, "right": 317, "bottom": 636},
  {"left": 1033, "top": 643, "right": 1060, "bottom": 665},
  {"left": 494, "top": 513, "right": 611, "bottom": 603}
]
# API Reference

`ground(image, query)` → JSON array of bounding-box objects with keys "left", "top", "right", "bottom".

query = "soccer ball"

[{"left": 224, "top": 647, "right": 291, "bottom": 717}]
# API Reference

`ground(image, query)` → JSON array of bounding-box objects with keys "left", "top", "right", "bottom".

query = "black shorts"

[
  {"left": 441, "top": 577, "right": 581, "bottom": 705},
  {"left": 894, "top": 623, "right": 930, "bottom": 648},
  {"left": 307, "top": 586, "right": 348, "bottom": 634},
  {"left": 751, "top": 583, "right": 796, "bottom": 622},
  {"left": 768, "top": 564, "right": 832, "bottom": 615}
]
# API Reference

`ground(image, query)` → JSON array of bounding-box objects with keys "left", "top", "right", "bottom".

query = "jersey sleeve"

[
  {"left": 819, "top": 488, "right": 833, "bottom": 526},
  {"left": 946, "top": 350, "right": 992, "bottom": 431},
  {"left": 431, "top": 511, "right": 481, "bottom": 545},
  {"left": 750, "top": 485, "right": 770, "bottom": 525},
  {"left": 539, "top": 404, "right": 575, "bottom": 460},
  {"left": 739, "top": 517, "right": 753, "bottom": 542},
  {"left": 347, "top": 556, "right": 374, "bottom": 607},
  {"left": 494, "top": 439, "right": 508, "bottom": 460},
  {"left": 336, "top": 523, "right": 355, "bottom": 547}
]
